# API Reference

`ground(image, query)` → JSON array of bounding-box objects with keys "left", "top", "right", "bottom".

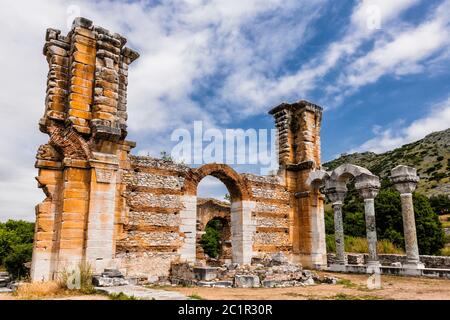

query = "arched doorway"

[
  {"left": 196, "top": 198, "right": 232, "bottom": 265},
  {"left": 179, "top": 164, "right": 255, "bottom": 265}
]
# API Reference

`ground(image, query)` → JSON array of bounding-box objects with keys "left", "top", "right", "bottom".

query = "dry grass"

[{"left": 13, "top": 281, "right": 69, "bottom": 300}]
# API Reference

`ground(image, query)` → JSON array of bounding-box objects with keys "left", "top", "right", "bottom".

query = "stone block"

[
  {"left": 93, "top": 111, "right": 116, "bottom": 121},
  {"left": 69, "top": 100, "right": 91, "bottom": 112},
  {"left": 234, "top": 275, "right": 260, "bottom": 288},
  {"left": 70, "top": 92, "right": 93, "bottom": 104},
  {"left": 73, "top": 27, "right": 95, "bottom": 39},
  {"left": 74, "top": 51, "right": 96, "bottom": 65},
  {"left": 73, "top": 125, "right": 91, "bottom": 135},
  {"left": 63, "top": 199, "right": 89, "bottom": 213},
  {"left": 68, "top": 109, "right": 92, "bottom": 120},
  {"left": 194, "top": 267, "right": 218, "bottom": 281},
  {"left": 73, "top": 42, "right": 96, "bottom": 55},
  {"left": 92, "top": 276, "right": 129, "bottom": 287}
]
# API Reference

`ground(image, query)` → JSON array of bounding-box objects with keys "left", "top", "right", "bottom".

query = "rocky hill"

[{"left": 323, "top": 128, "right": 450, "bottom": 196}]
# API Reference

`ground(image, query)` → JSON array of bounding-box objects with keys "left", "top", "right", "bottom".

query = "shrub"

[{"left": 58, "top": 262, "right": 95, "bottom": 294}]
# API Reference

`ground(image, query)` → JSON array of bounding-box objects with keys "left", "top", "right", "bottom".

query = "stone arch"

[
  {"left": 179, "top": 164, "right": 255, "bottom": 265},
  {"left": 306, "top": 170, "right": 330, "bottom": 189},
  {"left": 330, "top": 163, "right": 373, "bottom": 183},
  {"left": 183, "top": 163, "right": 252, "bottom": 202}
]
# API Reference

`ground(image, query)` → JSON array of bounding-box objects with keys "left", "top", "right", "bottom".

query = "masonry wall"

[
  {"left": 241, "top": 174, "right": 291, "bottom": 255},
  {"left": 113, "top": 156, "right": 293, "bottom": 279}
]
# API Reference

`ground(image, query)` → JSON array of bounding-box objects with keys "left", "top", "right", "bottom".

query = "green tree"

[
  {"left": 429, "top": 194, "right": 450, "bottom": 215},
  {"left": 413, "top": 193, "right": 446, "bottom": 255},
  {"left": 0, "top": 220, "right": 35, "bottom": 278},
  {"left": 200, "top": 218, "right": 224, "bottom": 258}
]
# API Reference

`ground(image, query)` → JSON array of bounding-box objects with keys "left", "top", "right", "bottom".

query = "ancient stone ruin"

[
  {"left": 31, "top": 18, "right": 448, "bottom": 284},
  {"left": 31, "top": 18, "right": 325, "bottom": 282}
]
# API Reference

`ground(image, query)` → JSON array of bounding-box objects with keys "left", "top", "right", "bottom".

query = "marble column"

[
  {"left": 325, "top": 180, "right": 347, "bottom": 268},
  {"left": 390, "top": 165, "right": 424, "bottom": 270},
  {"left": 356, "top": 174, "right": 381, "bottom": 272}
]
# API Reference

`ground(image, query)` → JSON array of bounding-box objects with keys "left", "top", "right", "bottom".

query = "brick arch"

[{"left": 183, "top": 164, "right": 252, "bottom": 201}]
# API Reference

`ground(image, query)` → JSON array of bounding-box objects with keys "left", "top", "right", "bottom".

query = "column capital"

[
  {"left": 356, "top": 173, "right": 380, "bottom": 200},
  {"left": 324, "top": 178, "right": 347, "bottom": 204},
  {"left": 390, "top": 165, "right": 419, "bottom": 194}
]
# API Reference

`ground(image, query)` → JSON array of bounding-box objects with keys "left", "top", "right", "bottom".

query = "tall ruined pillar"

[
  {"left": 325, "top": 180, "right": 347, "bottom": 270},
  {"left": 390, "top": 165, "right": 424, "bottom": 272},
  {"left": 269, "top": 100, "right": 326, "bottom": 268},
  {"left": 355, "top": 173, "right": 381, "bottom": 272},
  {"left": 31, "top": 17, "right": 139, "bottom": 281}
]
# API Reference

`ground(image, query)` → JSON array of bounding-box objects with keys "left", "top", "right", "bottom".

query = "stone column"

[
  {"left": 390, "top": 165, "right": 424, "bottom": 270},
  {"left": 325, "top": 180, "right": 347, "bottom": 270},
  {"left": 179, "top": 195, "right": 197, "bottom": 262},
  {"left": 356, "top": 174, "right": 381, "bottom": 272},
  {"left": 231, "top": 201, "right": 256, "bottom": 265}
]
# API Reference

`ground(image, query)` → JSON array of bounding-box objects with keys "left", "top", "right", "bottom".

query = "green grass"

[
  {"left": 336, "top": 279, "right": 357, "bottom": 288},
  {"left": 109, "top": 292, "right": 138, "bottom": 300},
  {"left": 441, "top": 221, "right": 450, "bottom": 228},
  {"left": 440, "top": 247, "right": 450, "bottom": 256},
  {"left": 188, "top": 293, "right": 204, "bottom": 300},
  {"left": 332, "top": 293, "right": 382, "bottom": 300},
  {"left": 326, "top": 235, "right": 404, "bottom": 254}
]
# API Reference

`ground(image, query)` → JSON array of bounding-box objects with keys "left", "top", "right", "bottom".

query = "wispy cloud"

[{"left": 351, "top": 96, "right": 450, "bottom": 153}]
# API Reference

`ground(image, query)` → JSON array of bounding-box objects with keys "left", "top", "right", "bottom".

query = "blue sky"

[{"left": 0, "top": 0, "right": 449, "bottom": 220}]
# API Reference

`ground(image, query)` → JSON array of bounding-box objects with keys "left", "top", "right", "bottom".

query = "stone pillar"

[
  {"left": 32, "top": 17, "right": 139, "bottom": 281},
  {"left": 325, "top": 180, "right": 347, "bottom": 270},
  {"left": 356, "top": 174, "right": 381, "bottom": 271},
  {"left": 231, "top": 201, "right": 256, "bottom": 265},
  {"left": 178, "top": 195, "right": 197, "bottom": 262},
  {"left": 390, "top": 165, "right": 424, "bottom": 270},
  {"left": 269, "top": 100, "right": 326, "bottom": 268}
]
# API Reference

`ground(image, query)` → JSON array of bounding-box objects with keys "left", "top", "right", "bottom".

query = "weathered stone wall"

[
  {"left": 115, "top": 157, "right": 293, "bottom": 278},
  {"left": 118, "top": 156, "right": 189, "bottom": 255},
  {"left": 242, "top": 174, "right": 291, "bottom": 253}
]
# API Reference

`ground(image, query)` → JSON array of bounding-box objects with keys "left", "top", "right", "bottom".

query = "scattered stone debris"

[
  {"left": 0, "top": 272, "right": 14, "bottom": 293},
  {"left": 165, "top": 253, "right": 338, "bottom": 288},
  {"left": 93, "top": 269, "right": 129, "bottom": 287},
  {"left": 0, "top": 272, "right": 11, "bottom": 287}
]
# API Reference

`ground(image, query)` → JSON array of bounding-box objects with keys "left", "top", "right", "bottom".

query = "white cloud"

[
  {"left": 216, "top": 0, "right": 426, "bottom": 114},
  {"left": 197, "top": 176, "right": 229, "bottom": 200},
  {"left": 329, "top": 0, "right": 450, "bottom": 103},
  {"left": 351, "top": 97, "right": 450, "bottom": 153}
]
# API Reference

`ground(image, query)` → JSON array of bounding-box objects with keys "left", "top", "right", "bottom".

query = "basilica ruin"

[{"left": 31, "top": 18, "right": 446, "bottom": 283}]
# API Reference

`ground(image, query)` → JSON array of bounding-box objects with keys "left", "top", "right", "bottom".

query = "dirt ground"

[
  {"left": 0, "top": 272, "right": 449, "bottom": 300},
  {"left": 167, "top": 271, "right": 450, "bottom": 300}
]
